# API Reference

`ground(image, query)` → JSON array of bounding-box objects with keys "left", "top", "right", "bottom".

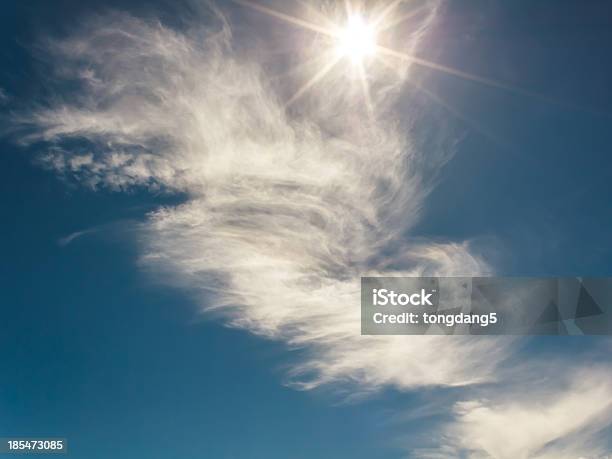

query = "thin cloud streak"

[{"left": 58, "top": 227, "right": 99, "bottom": 246}]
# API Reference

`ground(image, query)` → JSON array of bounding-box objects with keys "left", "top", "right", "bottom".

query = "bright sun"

[
  {"left": 336, "top": 15, "right": 377, "bottom": 63},
  {"left": 236, "top": 0, "right": 510, "bottom": 109}
]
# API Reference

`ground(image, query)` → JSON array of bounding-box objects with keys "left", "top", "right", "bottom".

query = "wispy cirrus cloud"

[
  {"left": 17, "top": 2, "right": 505, "bottom": 392},
  {"left": 416, "top": 365, "right": 612, "bottom": 458},
  {"left": 58, "top": 228, "right": 96, "bottom": 246},
  {"left": 11, "top": 1, "right": 612, "bottom": 456}
]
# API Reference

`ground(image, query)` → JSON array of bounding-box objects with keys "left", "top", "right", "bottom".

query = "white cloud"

[
  {"left": 18, "top": 2, "right": 507, "bottom": 391},
  {"left": 416, "top": 367, "right": 612, "bottom": 459}
]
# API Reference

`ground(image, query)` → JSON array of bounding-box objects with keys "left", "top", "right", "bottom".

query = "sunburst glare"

[
  {"left": 233, "top": 0, "right": 543, "bottom": 111},
  {"left": 336, "top": 14, "right": 376, "bottom": 63}
]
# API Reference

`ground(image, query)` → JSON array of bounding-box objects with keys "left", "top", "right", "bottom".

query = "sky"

[{"left": 1, "top": 1, "right": 612, "bottom": 458}]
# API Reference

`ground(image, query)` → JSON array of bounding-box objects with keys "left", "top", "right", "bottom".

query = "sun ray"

[
  {"left": 371, "top": 0, "right": 403, "bottom": 28},
  {"left": 416, "top": 83, "right": 512, "bottom": 152},
  {"left": 231, "top": 1, "right": 597, "bottom": 115},
  {"left": 373, "top": 52, "right": 400, "bottom": 72},
  {"left": 376, "top": 41, "right": 516, "bottom": 152},
  {"left": 378, "top": 48, "right": 514, "bottom": 152},
  {"left": 377, "top": 4, "right": 428, "bottom": 33},
  {"left": 357, "top": 62, "right": 375, "bottom": 119},
  {"left": 285, "top": 55, "right": 341, "bottom": 107},
  {"left": 295, "top": 0, "right": 337, "bottom": 31},
  {"left": 376, "top": 46, "right": 525, "bottom": 92},
  {"left": 344, "top": 0, "right": 354, "bottom": 18},
  {"left": 232, "top": 0, "right": 336, "bottom": 38},
  {"left": 375, "top": 45, "right": 593, "bottom": 112}
]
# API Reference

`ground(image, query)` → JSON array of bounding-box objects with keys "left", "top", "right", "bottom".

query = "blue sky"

[
  {"left": 405, "top": 1, "right": 612, "bottom": 277},
  {"left": 1, "top": 1, "right": 612, "bottom": 458}
]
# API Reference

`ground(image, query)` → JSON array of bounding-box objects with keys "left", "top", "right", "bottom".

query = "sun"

[
  {"left": 234, "top": 0, "right": 518, "bottom": 108},
  {"left": 336, "top": 14, "right": 377, "bottom": 63}
]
